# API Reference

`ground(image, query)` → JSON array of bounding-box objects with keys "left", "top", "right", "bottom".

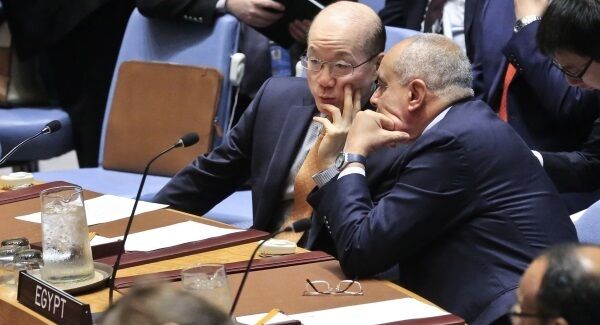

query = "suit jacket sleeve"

[
  {"left": 502, "top": 21, "right": 599, "bottom": 126},
  {"left": 541, "top": 116, "right": 600, "bottom": 193},
  {"left": 152, "top": 78, "right": 270, "bottom": 215},
  {"left": 465, "top": 0, "right": 488, "bottom": 101},
  {"left": 379, "top": 0, "right": 426, "bottom": 30},
  {"left": 308, "top": 132, "right": 472, "bottom": 277},
  {"left": 136, "top": 0, "right": 219, "bottom": 24}
]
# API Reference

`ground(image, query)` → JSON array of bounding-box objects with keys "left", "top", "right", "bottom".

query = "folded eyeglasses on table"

[{"left": 303, "top": 278, "right": 364, "bottom": 296}]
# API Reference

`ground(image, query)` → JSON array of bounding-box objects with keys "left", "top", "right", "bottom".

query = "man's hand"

[
  {"left": 313, "top": 85, "right": 361, "bottom": 169},
  {"left": 514, "top": 0, "right": 548, "bottom": 20},
  {"left": 289, "top": 19, "right": 311, "bottom": 44},
  {"left": 226, "top": 0, "right": 285, "bottom": 28},
  {"left": 344, "top": 110, "right": 409, "bottom": 156}
]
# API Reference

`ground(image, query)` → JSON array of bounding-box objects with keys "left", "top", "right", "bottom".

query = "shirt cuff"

[
  {"left": 216, "top": 0, "right": 227, "bottom": 13},
  {"left": 312, "top": 167, "right": 339, "bottom": 188},
  {"left": 338, "top": 166, "right": 366, "bottom": 179},
  {"left": 532, "top": 150, "right": 544, "bottom": 166}
]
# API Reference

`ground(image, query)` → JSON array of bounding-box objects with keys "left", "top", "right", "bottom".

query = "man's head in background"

[
  {"left": 513, "top": 243, "right": 600, "bottom": 325},
  {"left": 538, "top": 0, "right": 600, "bottom": 89},
  {"left": 98, "top": 284, "right": 233, "bottom": 325},
  {"left": 305, "top": 1, "right": 385, "bottom": 112}
]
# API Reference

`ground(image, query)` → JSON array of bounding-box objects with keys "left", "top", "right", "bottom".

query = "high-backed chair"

[{"left": 35, "top": 10, "right": 240, "bottom": 198}]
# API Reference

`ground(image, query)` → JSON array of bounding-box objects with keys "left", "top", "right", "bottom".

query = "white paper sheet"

[
  {"left": 90, "top": 235, "right": 120, "bottom": 247},
  {"left": 15, "top": 195, "right": 168, "bottom": 225},
  {"left": 111, "top": 221, "right": 243, "bottom": 252},
  {"left": 289, "top": 298, "right": 449, "bottom": 325}
]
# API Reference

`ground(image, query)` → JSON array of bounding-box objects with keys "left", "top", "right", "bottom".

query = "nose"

[
  {"left": 316, "top": 64, "right": 336, "bottom": 88},
  {"left": 565, "top": 75, "right": 586, "bottom": 88},
  {"left": 370, "top": 89, "right": 380, "bottom": 108}
]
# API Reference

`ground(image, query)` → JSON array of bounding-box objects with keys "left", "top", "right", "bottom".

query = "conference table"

[{"left": 0, "top": 182, "right": 464, "bottom": 324}]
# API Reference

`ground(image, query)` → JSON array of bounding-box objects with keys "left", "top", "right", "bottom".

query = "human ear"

[
  {"left": 407, "top": 79, "right": 427, "bottom": 112},
  {"left": 375, "top": 53, "right": 384, "bottom": 70}
]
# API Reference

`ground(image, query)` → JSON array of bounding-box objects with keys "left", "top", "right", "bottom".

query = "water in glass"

[{"left": 40, "top": 186, "right": 94, "bottom": 283}]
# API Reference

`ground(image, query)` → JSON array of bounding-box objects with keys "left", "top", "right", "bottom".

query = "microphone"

[
  {"left": 108, "top": 132, "right": 199, "bottom": 305},
  {"left": 175, "top": 133, "right": 199, "bottom": 148},
  {"left": 229, "top": 218, "right": 312, "bottom": 317},
  {"left": 0, "top": 120, "right": 62, "bottom": 166}
]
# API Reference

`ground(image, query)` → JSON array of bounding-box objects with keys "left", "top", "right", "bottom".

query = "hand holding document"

[{"left": 15, "top": 195, "right": 168, "bottom": 225}]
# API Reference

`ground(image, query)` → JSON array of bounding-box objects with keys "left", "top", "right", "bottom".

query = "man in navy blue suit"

[
  {"left": 308, "top": 34, "right": 578, "bottom": 324},
  {"left": 536, "top": 0, "right": 600, "bottom": 244},
  {"left": 465, "top": 0, "right": 600, "bottom": 212},
  {"left": 154, "top": 1, "right": 388, "bottom": 248}
]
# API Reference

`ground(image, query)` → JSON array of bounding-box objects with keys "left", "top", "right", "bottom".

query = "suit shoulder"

[{"left": 258, "top": 77, "right": 312, "bottom": 99}]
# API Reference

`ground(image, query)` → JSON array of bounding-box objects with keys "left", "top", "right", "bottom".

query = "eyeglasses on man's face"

[
  {"left": 300, "top": 53, "right": 378, "bottom": 78},
  {"left": 509, "top": 303, "right": 558, "bottom": 324},
  {"left": 552, "top": 57, "right": 594, "bottom": 80},
  {"left": 303, "top": 278, "right": 364, "bottom": 296}
]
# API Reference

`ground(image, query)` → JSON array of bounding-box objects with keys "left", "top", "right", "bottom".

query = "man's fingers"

[
  {"left": 352, "top": 89, "right": 361, "bottom": 118},
  {"left": 288, "top": 22, "right": 306, "bottom": 42},
  {"left": 255, "top": 0, "right": 285, "bottom": 11},
  {"left": 252, "top": 9, "right": 284, "bottom": 23},
  {"left": 313, "top": 116, "right": 334, "bottom": 131},
  {"left": 341, "top": 85, "right": 354, "bottom": 122},
  {"left": 319, "top": 103, "right": 342, "bottom": 122},
  {"left": 377, "top": 114, "right": 396, "bottom": 131},
  {"left": 384, "top": 131, "right": 410, "bottom": 144}
]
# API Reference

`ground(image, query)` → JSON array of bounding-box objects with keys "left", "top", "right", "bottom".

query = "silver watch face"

[{"left": 335, "top": 153, "right": 346, "bottom": 169}]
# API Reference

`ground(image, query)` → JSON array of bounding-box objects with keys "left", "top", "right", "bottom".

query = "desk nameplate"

[{"left": 17, "top": 271, "right": 93, "bottom": 325}]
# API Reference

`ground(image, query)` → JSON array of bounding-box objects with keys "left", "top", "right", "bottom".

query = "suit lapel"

[{"left": 254, "top": 101, "right": 316, "bottom": 230}]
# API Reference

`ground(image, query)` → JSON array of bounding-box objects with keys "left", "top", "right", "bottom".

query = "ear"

[
  {"left": 406, "top": 79, "right": 427, "bottom": 112},
  {"left": 375, "top": 53, "right": 384, "bottom": 69}
]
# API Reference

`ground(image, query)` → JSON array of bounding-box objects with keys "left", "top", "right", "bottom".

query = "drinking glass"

[
  {"left": 181, "top": 264, "right": 233, "bottom": 313},
  {"left": 40, "top": 186, "right": 95, "bottom": 283}
]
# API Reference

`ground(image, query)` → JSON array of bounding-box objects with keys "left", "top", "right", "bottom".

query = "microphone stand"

[
  {"left": 229, "top": 219, "right": 311, "bottom": 317},
  {"left": 108, "top": 133, "right": 198, "bottom": 305}
]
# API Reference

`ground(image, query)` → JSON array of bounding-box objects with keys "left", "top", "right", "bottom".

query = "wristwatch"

[
  {"left": 514, "top": 15, "right": 542, "bottom": 33},
  {"left": 335, "top": 152, "right": 367, "bottom": 171}
]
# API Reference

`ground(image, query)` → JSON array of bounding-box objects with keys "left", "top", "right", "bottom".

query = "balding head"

[
  {"left": 517, "top": 243, "right": 600, "bottom": 325},
  {"left": 303, "top": 1, "right": 384, "bottom": 113},
  {"left": 309, "top": 1, "right": 385, "bottom": 58}
]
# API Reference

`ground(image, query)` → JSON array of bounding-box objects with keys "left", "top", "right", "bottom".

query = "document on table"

[
  {"left": 15, "top": 195, "right": 168, "bottom": 225},
  {"left": 289, "top": 298, "right": 449, "bottom": 325},
  {"left": 107, "top": 221, "right": 243, "bottom": 252}
]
